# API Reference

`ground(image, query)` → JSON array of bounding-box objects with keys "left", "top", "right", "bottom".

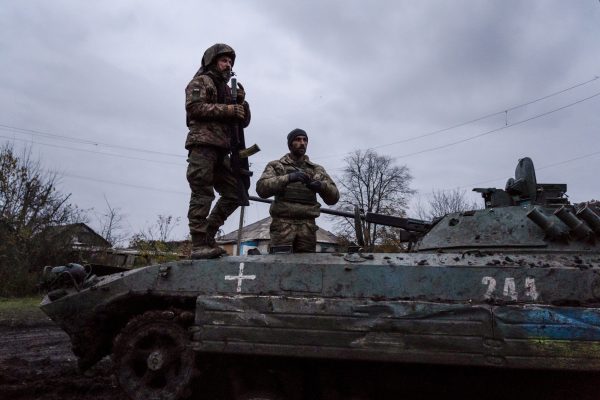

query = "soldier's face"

[
  {"left": 216, "top": 56, "right": 233, "bottom": 72},
  {"left": 290, "top": 135, "right": 308, "bottom": 157}
]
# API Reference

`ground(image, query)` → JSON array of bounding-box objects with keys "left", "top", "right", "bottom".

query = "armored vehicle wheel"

[{"left": 113, "top": 310, "right": 195, "bottom": 400}]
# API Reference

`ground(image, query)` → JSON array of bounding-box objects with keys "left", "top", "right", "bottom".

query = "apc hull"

[{"left": 41, "top": 252, "right": 600, "bottom": 371}]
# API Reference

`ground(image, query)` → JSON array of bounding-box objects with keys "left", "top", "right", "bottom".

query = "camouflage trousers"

[
  {"left": 270, "top": 217, "right": 317, "bottom": 253},
  {"left": 186, "top": 146, "right": 239, "bottom": 235}
]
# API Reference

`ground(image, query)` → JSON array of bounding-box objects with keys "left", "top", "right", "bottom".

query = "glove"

[
  {"left": 306, "top": 180, "right": 322, "bottom": 192},
  {"left": 236, "top": 82, "right": 246, "bottom": 104},
  {"left": 288, "top": 171, "right": 310, "bottom": 184},
  {"left": 227, "top": 104, "right": 246, "bottom": 120}
]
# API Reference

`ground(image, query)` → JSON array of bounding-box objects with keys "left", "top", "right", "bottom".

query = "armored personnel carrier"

[{"left": 40, "top": 157, "right": 600, "bottom": 400}]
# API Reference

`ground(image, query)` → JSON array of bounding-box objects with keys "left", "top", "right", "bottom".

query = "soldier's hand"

[
  {"left": 306, "top": 180, "right": 322, "bottom": 192},
  {"left": 236, "top": 82, "right": 245, "bottom": 104},
  {"left": 227, "top": 104, "right": 246, "bottom": 120},
  {"left": 288, "top": 171, "right": 310, "bottom": 184}
]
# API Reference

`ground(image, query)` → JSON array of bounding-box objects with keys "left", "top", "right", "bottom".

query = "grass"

[{"left": 0, "top": 296, "right": 51, "bottom": 326}]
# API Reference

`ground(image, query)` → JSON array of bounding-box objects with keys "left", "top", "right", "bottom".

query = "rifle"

[
  {"left": 248, "top": 195, "right": 431, "bottom": 245},
  {"left": 229, "top": 76, "right": 260, "bottom": 206}
]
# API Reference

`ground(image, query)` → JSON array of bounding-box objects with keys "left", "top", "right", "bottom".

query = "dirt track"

[
  {"left": 0, "top": 322, "right": 126, "bottom": 400},
  {"left": 1, "top": 320, "right": 599, "bottom": 400}
]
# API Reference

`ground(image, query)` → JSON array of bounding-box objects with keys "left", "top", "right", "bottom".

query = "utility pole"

[{"left": 236, "top": 206, "right": 245, "bottom": 255}]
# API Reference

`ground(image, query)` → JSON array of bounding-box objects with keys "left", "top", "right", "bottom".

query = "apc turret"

[{"left": 419, "top": 157, "right": 599, "bottom": 252}]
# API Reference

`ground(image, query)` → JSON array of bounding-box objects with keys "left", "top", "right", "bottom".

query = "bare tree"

[
  {"left": 156, "top": 214, "right": 180, "bottom": 242},
  {"left": 334, "top": 149, "right": 414, "bottom": 250},
  {"left": 96, "top": 196, "right": 127, "bottom": 247},
  {"left": 414, "top": 188, "right": 481, "bottom": 221},
  {"left": 0, "top": 143, "right": 86, "bottom": 295},
  {"left": 129, "top": 214, "right": 182, "bottom": 265},
  {"left": 130, "top": 214, "right": 181, "bottom": 244},
  {"left": 1, "top": 144, "right": 76, "bottom": 233}
]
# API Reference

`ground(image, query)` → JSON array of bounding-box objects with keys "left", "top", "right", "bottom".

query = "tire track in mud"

[
  {"left": 0, "top": 326, "right": 71, "bottom": 362},
  {"left": 0, "top": 324, "right": 126, "bottom": 400}
]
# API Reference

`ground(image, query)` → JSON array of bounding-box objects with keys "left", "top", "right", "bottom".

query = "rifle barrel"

[{"left": 248, "top": 196, "right": 430, "bottom": 232}]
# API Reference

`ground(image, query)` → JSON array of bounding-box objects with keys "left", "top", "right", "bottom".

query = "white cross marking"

[{"left": 224, "top": 262, "right": 256, "bottom": 293}]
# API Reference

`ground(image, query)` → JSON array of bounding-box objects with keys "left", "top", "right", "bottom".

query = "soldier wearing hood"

[
  {"left": 185, "top": 43, "right": 251, "bottom": 259},
  {"left": 256, "top": 129, "right": 339, "bottom": 252}
]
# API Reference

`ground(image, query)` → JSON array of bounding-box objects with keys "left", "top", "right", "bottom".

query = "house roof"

[
  {"left": 45, "top": 223, "right": 111, "bottom": 247},
  {"left": 219, "top": 217, "right": 338, "bottom": 244}
]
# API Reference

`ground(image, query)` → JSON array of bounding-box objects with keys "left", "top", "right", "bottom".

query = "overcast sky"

[{"left": 2, "top": 0, "right": 599, "bottom": 243}]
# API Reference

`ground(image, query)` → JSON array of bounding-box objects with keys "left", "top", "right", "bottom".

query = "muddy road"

[
  {"left": 0, "top": 322, "right": 126, "bottom": 400},
  {"left": 1, "top": 320, "right": 599, "bottom": 400}
]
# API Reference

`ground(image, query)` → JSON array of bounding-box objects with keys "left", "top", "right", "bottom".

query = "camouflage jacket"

[
  {"left": 185, "top": 73, "right": 251, "bottom": 150},
  {"left": 256, "top": 154, "right": 339, "bottom": 219}
]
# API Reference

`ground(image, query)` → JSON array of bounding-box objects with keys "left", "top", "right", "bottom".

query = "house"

[
  {"left": 217, "top": 217, "right": 339, "bottom": 255},
  {"left": 45, "top": 224, "right": 184, "bottom": 272},
  {"left": 45, "top": 223, "right": 111, "bottom": 249}
]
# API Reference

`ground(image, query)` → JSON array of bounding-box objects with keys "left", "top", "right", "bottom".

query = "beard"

[
  {"left": 208, "top": 65, "right": 232, "bottom": 82},
  {"left": 217, "top": 68, "right": 232, "bottom": 83},
  {"left": 220, "top": 69, "right": 232, "bottom": 83},
  {"left": 290, "top": 146, "right": 306, "bottom": 158}
]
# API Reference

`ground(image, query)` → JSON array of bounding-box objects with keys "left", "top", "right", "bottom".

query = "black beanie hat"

[{"left": 287, "top": 128, "right": 308, "bottom": 148}]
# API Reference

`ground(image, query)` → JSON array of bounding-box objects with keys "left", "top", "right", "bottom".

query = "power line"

[
  {"left": 61, "top": 172, "right": 189, "bottom": 195},
  {"left": 0, "top": 124, "right": 185, "bottom": 159},
  {"left": 2, "top": 75, "right": 598, "bottom": 168},
  {"left": 393, "top": 90, "right": 600, "bottom": 160},
  {"left": 386, "top": 75, "right": 600, "bottom": 147},
  {"left": 538, "top": 151, "right": 600, "bottom": 171},
  {"left": 0, "top": 134, "right": 185, "bottom": 166},
  {"left": 323, "top": 87, "right": 599, "bottom": 173},
  {"left": 9, "top": 86, "right": 596, "bottom": 176},
  {"left": 2, "top": 77, "right": 598, "bottom": 202},
  {"left": 55, "top": 149, "right": 600, "bottom": 201},
  {"left": 313, "top": 75, "right": 600, "bottom": 162}
]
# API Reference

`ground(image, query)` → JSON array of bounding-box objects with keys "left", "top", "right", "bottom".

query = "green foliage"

[
  {"left": 0, "top": 266, "right": 41, "bottom": 298},
  {"left": 127, "top": 214, "right": 183, "bottom": 266},
  {"left": 0, "top": 143, "right": 85, "bottom": 296},
  {"left": 0, "top": 296, "right": 48, "bottom": 325},
  {"left": 0, "top": 296, "right": 42, "bottom": 310},
  {"left": 129, "top": 235, "right": 181, "bottom": 266}
]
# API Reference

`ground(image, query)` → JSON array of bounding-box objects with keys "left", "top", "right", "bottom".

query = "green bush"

[{"left": 0, "top": 143, "right": 85, "bottom": 296}]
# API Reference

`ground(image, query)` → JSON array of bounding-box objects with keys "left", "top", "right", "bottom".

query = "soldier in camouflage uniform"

[
  {"left": 185, "top": 43, "right": 251, "bottom": 259},
  {"left": 256, "top": 129, "right": 339, "bottom": 252}
]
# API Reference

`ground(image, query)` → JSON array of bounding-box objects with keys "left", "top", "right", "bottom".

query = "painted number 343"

[{"left": 481, "top": 276, "right": 539, "bottom": 301}]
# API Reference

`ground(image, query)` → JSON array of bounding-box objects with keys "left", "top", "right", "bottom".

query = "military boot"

[
  {"left": 190, "top": 233, "right": 223, "bottom": 259},
  {"left": 206, "top": 226, "right": 227, "bottom": 256}
]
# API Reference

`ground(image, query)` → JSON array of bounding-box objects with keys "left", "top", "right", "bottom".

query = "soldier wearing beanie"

[
  {"left": 256, "top": 129, "right": 339, "bottom": 252},
  {"left": 185, "top": 43, "right": 252, "bottom": 259}
]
